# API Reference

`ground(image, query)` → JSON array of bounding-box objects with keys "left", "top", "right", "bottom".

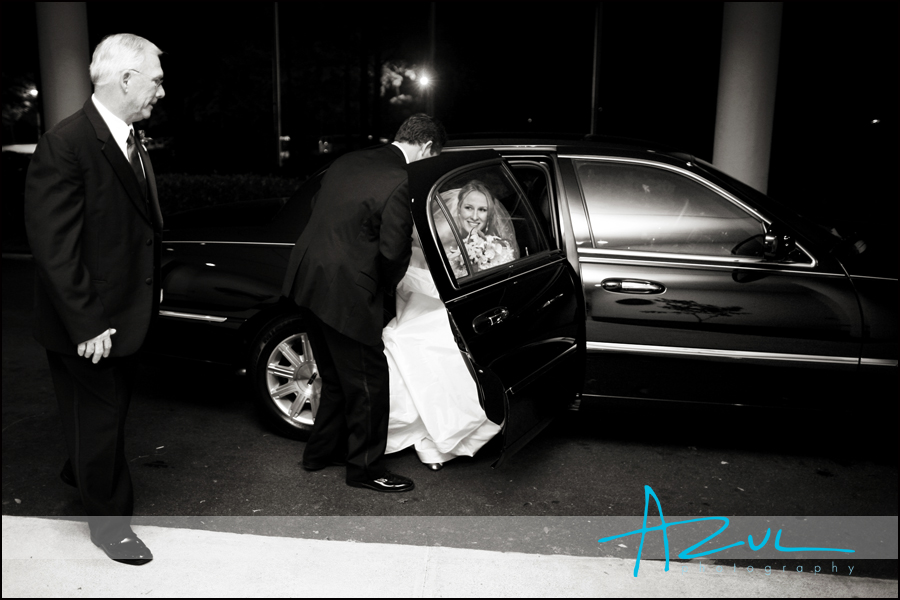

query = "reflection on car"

[{"left": 146, "top": 137, "right": 898, "bottom": 464}]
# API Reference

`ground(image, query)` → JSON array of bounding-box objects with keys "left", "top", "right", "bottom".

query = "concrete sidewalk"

[{"left": 2, "top": 516, "right": 896, "bottom": 598}]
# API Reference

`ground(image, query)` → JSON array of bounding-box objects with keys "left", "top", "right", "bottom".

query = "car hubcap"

[{"left": 265, "top": 332, "right": 320, "bottom": 426}]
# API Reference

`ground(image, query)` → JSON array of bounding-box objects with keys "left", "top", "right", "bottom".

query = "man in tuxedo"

[
  {"left": 24, "top": 33, "right": 165, "bottom": 565},
  {"left": 282, "top": 114, "right": 446, "bottom": 493}
]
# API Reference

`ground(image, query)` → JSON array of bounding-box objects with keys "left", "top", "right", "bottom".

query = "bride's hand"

[{"left": 465, "top": 229, "right": 486, "bottom": 242}]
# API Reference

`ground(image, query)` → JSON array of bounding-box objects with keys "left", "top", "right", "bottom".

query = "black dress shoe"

[
  {"left": 347, "top": 471, "right": 415, "bottom": 493},
  {"left": 59, "top": 464, "right": 77, "bottom": 488},
  {"left": 91, "top": 536, "right": 153, "bottom": 566},
  {"left": 301, "top": 457, "right": 348, "bottom": 471}
]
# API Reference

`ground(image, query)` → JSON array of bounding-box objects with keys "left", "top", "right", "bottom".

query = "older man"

[{"left": 24, "top": 33, "right": 165, "bottom": 565}]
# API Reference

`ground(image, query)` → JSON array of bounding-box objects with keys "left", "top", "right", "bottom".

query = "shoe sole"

[
  {"left": 346, "top": 480, "right": 415, "bottom": 493},
  {"left": 91, "top": 539, "right": 153, "bottom": 566}
]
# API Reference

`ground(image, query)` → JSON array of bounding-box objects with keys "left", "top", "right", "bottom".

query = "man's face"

[{"left": 125, "top": 51, "right": 165, "bottom": 124}]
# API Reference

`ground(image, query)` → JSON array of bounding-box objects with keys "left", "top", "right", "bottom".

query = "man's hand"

[{"left": 77, "top": 328, "right": 117, "bottom": 364}]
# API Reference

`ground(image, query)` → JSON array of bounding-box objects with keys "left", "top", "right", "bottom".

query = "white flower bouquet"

[{"left": 448, "top": 231, "right": 517, "bottom": 278}]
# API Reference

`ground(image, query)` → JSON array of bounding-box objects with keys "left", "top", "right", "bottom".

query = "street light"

[
  {"left": 418, "top": 71, "right": 434, "bottom": 115},
  {"left": 26, "top": 87, "right": 42, "bottom": 139}
]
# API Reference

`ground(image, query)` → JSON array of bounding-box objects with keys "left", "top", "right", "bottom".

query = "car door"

[
  {"left": 559, "top": 155, "right": 863, "bottom": 409},
  {"left": 408, "top": 150, "right": 584, "bottom": 466}
]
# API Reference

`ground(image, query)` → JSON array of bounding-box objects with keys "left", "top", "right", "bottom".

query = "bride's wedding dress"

[{"left": 383, "top": 247, "right": 501, "bottom": 465}]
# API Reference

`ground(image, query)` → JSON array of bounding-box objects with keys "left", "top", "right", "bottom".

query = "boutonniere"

[{"left": 137, "top": 130, "right": 152, "bottom": 151}]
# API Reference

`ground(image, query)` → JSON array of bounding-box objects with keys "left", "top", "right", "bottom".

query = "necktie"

[{"left": 127, "top": 130, "right": 148, "bottom": 198}]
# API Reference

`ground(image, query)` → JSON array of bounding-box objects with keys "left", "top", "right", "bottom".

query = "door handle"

[
  {"left": 600, "top": 279, "right": 666, "bottom": 294},
  {"left": 473, "top": 307, "right": 509, "bottom": 334}
]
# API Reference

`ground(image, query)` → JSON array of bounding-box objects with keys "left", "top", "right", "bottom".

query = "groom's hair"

[{"left": 394, "top": 114, "right": 447, "bottom": 153}]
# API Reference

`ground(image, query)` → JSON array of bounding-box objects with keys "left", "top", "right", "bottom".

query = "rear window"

[{"left": 430, "top": 163, "right": 548, "bottom": 281}]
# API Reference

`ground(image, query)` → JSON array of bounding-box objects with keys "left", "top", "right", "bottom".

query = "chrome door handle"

[
  {"left": 600, "top": 279, "right": 666, "bottom": 294},
  {"left": 473, "top": 307, "right": 509, "bottom": 334},
  {"left": 542, "top": 293, "right": 564, "bottom": 309}
]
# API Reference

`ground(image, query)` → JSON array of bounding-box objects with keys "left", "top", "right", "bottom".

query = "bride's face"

[{"left": 458, "top": 191, "right": 490, "bottom": 234}]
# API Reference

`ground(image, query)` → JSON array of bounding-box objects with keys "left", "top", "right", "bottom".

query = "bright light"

[
  {"left": 871, "top": 119, "right": 880, "bottom": 124},
  {"left": 419, "top": 75, "right": 431, "bottom": 87},
  {"left": 28, "top": 88, "right": 38, "bottom": 97}
]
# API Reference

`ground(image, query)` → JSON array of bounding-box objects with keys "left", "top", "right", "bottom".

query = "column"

[
  {"left": 35, "top": 2, "right": 92, "bottom": 131},
  {"left": 712, "top": 2, "right": 783, "bottom": 193}
]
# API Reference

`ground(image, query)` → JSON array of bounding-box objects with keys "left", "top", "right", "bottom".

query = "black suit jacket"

[
  {"left": 24, "top": 98, "right": 164, "bottom": 356},
  {"left": 282, "top": 144, "right": 412, "bottom": 346}
]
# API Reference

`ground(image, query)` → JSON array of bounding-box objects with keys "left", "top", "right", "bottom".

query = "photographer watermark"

[
  {"left": 677, "top": 561, "right": 856, "bottom": 576},
  {"left": 597, "top": 485, "right": 896, "bottom": 577}
]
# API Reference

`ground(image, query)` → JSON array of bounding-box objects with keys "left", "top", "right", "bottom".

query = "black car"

[{"left": 147, "top": 138, "right": 898, "bottom": 463}]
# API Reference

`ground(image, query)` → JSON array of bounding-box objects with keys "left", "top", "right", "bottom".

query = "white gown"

[{"left": 383, "top": 248, "right": 502, "bottom": 464}]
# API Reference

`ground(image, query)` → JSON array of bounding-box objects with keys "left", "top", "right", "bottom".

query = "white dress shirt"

[
  {"left": 91, "top": 95, "right": 133, "bottom": 158},
  {"left": 391, "top": 141, "right": 411, "bottom": 164},
  {"left": 91, "top": 95, "right": 145, "bottom": 177}
]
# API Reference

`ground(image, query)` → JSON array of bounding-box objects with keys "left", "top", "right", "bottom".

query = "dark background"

[{"left": 2, "top": 2, "right": 898, "bottom": 235}]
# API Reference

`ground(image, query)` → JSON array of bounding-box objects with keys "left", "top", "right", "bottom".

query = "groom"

[{"left": 282, "top": 114, "right": 447, "bottom": 492}]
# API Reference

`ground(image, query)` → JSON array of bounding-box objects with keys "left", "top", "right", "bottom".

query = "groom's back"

[{"left": 282, "top": 143, "right": 411, "bottom": 345}]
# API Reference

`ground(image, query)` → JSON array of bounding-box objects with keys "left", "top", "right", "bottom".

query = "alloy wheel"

[{"left": 264, "top": 332, "right": 320, "bottom": 427}]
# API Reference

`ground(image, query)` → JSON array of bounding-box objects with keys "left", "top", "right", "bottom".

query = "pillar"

[
  {"left": 712, "top": 2, "right": 782, "bottom": 193},
  {"left": 35, "top": 2, "right": 92, "bottom": 132}
]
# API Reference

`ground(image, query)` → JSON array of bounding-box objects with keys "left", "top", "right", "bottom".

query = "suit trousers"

[
  {"left": 300, "top": 308, "right": 389, "bottom": 481},
  {"left": 47, "top": 350, "right": 137, "bottom": 543}
]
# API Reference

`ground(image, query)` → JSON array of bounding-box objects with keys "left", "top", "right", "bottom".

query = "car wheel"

[{"left": 249, "top": 314, "right": 321, "bottom": 440}]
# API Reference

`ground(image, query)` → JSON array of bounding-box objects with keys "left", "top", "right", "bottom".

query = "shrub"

[{"left": 156, "top": 173, "right": 302, "bottom": 215}]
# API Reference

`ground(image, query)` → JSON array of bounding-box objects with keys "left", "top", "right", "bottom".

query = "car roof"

[{"left": 445, "top": 133, "right": 694, "bottom": 163}]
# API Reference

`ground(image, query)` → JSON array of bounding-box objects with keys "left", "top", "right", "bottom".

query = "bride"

[{"left": 383, "top": 181, "right": 518, "bottom": 469}]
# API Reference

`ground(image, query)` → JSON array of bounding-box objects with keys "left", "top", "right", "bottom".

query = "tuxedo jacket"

[
  {"left": 24, "top": 98, "right": 164, "bottom": 357},
  {"left": 282, "top": 144, "right": 412, "bottom": 346}
]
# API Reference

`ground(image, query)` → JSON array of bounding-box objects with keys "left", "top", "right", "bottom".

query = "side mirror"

[{"left": 764, "top": 230, "right": 795, "bottom": 262}]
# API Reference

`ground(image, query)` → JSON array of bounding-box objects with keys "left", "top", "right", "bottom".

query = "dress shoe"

[
  {"left": 59, "top": 464, "right": 77, "bottom": 488},
  {"left": 426, "top": 462, "right": 444, "bottom": 471},
  {"left": 347, "top": 471, "right": 415, "bottom": 493},
  {"left": 91, "top": 535, "right": 153, "bottom": 566},
  {"left": 301, "top": 457, "right": 348, "bottom": 471}
]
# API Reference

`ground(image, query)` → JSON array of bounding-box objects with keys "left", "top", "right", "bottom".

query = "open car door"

[{"left": 408, "top": 150, "right": 585, "bottom": 466}]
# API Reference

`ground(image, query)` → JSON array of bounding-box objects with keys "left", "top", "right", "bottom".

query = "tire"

[{"left": 248, "top": 314, "right": 321, "bottom": 440}]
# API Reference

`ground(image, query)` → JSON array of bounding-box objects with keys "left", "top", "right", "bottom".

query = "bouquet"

[{"left": 448, "top": 231, "right": 517, "bottom": 278}]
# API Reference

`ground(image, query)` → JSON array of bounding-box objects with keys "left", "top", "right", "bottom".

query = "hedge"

[{"left": 156, "top": 173, "right": 303, "bottom": 215}]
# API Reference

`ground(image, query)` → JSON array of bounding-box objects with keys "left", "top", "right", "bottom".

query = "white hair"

[{"left": 89, "top": 33, "right": 162, "bottom": 86}]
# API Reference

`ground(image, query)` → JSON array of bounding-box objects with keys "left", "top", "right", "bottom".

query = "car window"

[
  {"left": 575, "top": 160, "right": 766, "bottom": 257},
  {"left": 430, "top": 163, "right": 548, "bottom": 281},
  {"left": 510, "top": 162, "right": 557, "bottom": 248}
]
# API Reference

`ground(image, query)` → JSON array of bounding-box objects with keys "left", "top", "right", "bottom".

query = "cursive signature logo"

[{"left": 598, "top": 485, "right": 855, "bottom": 577}]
